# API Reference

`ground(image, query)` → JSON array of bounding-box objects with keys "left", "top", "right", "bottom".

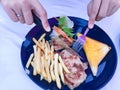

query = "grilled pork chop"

[{"left": 60, "top": 49, "right": 88, "bottom": 90}]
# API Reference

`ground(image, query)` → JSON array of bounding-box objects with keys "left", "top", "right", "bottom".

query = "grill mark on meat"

[
  {"left": 60, "top": 51, "right": 78, "bottom": 60},
  {"left": 51, "top": 39, "right": 64, "bottom": 51},
  {"left": 73, "top": 63, "right": 84, "bottom": 72},
  {"left": 60, "top": 49, "right": 88, "bottom": 89},
  {"left": 64, "top": 74, "right": 74, "bottom": 86},
  {"left": 64, "top": 64, "right": 84, "bottom": 81}
]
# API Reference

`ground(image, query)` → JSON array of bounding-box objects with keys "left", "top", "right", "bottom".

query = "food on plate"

[
  {"left": 60, "top": 49, "right": 88, "bottom": 90},
  {"left": 50, "top": 16, "right": 75, "bottom": 51},
  {"left": 51, "top": 21, "right": 88, "bottom": 89},
  {"left": 26, "top": 53, "right": 34, "bottom": 69},
  {"left": 58, "top": 55, "right": 70, "bottom": 74},
  {"left": 77, "top": 33, "right": 111, "bottom": 76},
  {"left": 26, "top": 33, "right": 71, "bottom": 89},
  {"left": 54, "top": 53, "right": 62, "bottom": 89},
  {"left": 25, "top": 16, "right": 111, "bottom": 89},
  {"left": 57, "top": 16, "right": 74, "bottom": 38},
  {"left": 51, "top": 35, "right": 72, "bottom": 51},
  {"left": 53, "top": 26, "right": 74, "bottom": 43},
  {"left": 26, "top": 30, "right": 88, "bottom": 89}
]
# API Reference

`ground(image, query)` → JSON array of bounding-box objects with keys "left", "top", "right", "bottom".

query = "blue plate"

[{"left": 21, "top": 17, "right": 117, "bottom": 90}]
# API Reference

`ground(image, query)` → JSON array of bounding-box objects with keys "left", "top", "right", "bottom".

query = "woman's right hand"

[
  {"left": 87, "top": 0, "right": 120, "bottom": 29},
  {"left": 1, "top": 0, "right": 50, "bottom": 32}
]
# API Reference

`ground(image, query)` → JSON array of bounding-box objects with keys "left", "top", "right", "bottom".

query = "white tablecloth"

[{"left": 0, "top": 0, "right": 120, "bottom": 90}]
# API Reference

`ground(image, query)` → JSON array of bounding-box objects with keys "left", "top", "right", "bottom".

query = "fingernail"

[
  {"left": 45, "top": 26, "right": 51, "bottom": 32},
  {"left": 88, "top": 23, "right": 94, "bottom": 29},
  {"left": 88, "top": 18, "right": 94, "bottom": 29}
]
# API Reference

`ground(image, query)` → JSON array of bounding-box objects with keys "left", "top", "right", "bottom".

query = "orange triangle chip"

[{"left": 77, "top": 33, "right": 111, "bottom": 76}]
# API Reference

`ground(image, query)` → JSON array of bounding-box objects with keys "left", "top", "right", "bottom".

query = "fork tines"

[{"left": 72, "top": 35, "right": 86, "bottom": 53}]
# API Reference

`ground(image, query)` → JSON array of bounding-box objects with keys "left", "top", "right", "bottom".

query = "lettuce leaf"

[{"left": 58, "top": 16, "right": 74, "bottom": 38}]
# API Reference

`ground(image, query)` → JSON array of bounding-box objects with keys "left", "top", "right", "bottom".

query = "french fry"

[
  {"left": 38, "top": 48, "right": 43, "bottom": 76},
  {"left": 54, "top": 54, "right": 61, "bottom": 89},
  {"left": 38, "top": 48, "right": 42, "bottom": 74},
  {"left": 36, "top": 48, "right": 41, "bottom": 74},
  {"left": 47, "top": 55, "right": 52, "bottom": 83},
  {"left": 26, "top": 53, "right": 34, "bottom": 68},
  {"left": 50, "top": 61, "right": 56, "bottom": 81},
  {"left": 41, "top": 56, "right": 47, "bottom": 79},
  {"left": 50, "top": 45, "right": 54, "bottom": 61},
  {"left": 45, "top": 57, "right": 52, "bottom": 83},
  {"left": 33, "top": 45, "right": 39, "bottom": 74},
  {"left": 59, "top": 63, "right": 64, "bottom": 84},
  {"left": 38, "top": 33, "right": 46, "bottom": 42},
  {"left": 32, "top": 45, "right": 38, "bottom": 76},
  {"left": 48, "top": 54, "right": 51, "bottom": 66},
  {"left": 44, "top": 42, "right": 52, "bottom": 83},
  {"left": 43, "top": 59, "right": 48, "bottom": 81},
  {"left": 33, "top": 45, "right": 37, "bottom": 58},
  {"left": 31, "top": 61, "right": 37, "bottom": 76},
  {"left": 40, "top": 75, "right": 43, "bottom": 81},
  {"left": 41, "top": 38, "right": 45, "bottom": 49},
  {"left": 58, "top": 56, "right": 70, "bottom": 73},
  {"left": 44, "top": 44, "right": 48, "bottom": 60},
  {"left": 26, "top": 35, "right": 71, "bottom": 89},
  {"left": 32, "top": 38, "right": 44, "bottom": 51},
  {"left": 46, "top": 41, "right": 50, "bottom": 51}
]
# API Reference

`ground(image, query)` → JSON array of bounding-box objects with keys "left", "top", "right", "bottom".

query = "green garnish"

[{"left": 58, "top": 16, "right": 74, "bottom": 38}]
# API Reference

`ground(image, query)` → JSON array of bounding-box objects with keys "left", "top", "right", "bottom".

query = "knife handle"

[
  {"left": 32, "top": 13, "right": 52, "bottom": 34},
  {"left": 32, "top": 13, "right": 42, "bottom": 26}
]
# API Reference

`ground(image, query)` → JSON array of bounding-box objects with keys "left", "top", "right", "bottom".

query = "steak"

[{"left": 60, "top": 49, "right": 88, "bottom": 90}]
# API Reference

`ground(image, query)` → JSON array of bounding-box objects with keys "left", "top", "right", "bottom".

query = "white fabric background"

[{"left": 0, "top": 0, "right": 120, "bottom": 90}]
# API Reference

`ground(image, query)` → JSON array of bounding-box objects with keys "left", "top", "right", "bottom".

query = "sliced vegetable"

[{"left": 53, "top": 26, "right": 73, "bottom": 43}]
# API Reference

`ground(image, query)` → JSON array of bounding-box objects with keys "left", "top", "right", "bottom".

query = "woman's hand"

[
  {"left": 1, "top": 0, "right": 50, "bottom": 31},
  {"left": 87, "top": 0, "right": 120, "bottom": 29}
]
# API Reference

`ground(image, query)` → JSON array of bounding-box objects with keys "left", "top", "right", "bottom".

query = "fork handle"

[{"left": 84, "top": 28, "right": 89, "bottom": 36}]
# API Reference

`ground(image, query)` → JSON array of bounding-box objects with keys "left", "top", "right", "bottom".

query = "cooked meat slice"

[
  {"left": 60, "top": 36, "right": 72, "bottom": 46},
  {"left": 51, "top": 36, "right": 71, "bottom": 51},
  {"left": 51, "top": 37, "right": 64, "bottom": 51},
  {"left": 60, "top": 50, "right": 87, "bottom": 90}
]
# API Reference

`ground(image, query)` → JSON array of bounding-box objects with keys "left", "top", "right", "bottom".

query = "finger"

[
  {"left": 96, "top": 0, "right": 110, "bottom": 21},
  {"left": 3, "top": 5, "right": 19, "bottom": 22},
  {"left": 88, "top": 0, "right": 102, "bottom": 29},
  {"left": 107, "top": 0, "right": 120, "bottom": 16},
  {"left": 108, "top": 5, "right": 120, "bottom": 16},
  {"left": 13, "top": 5, "right": 25, "bottom": 24},
  {"left": 21, "top": 1, "right": 33, "bottom": 25},
  {"left": 32, "top": 0, "right": 50, "bottom": 32},
  {"left": 87, "top": 1, "right": 95, "bottom": 29},
  {"left": 87, "top": 1, "right": 92, "bottom": 17}
]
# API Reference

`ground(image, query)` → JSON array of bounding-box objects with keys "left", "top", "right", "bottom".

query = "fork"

[{"left": 72, "top": 27, "right": 89, "bottom": 53}]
